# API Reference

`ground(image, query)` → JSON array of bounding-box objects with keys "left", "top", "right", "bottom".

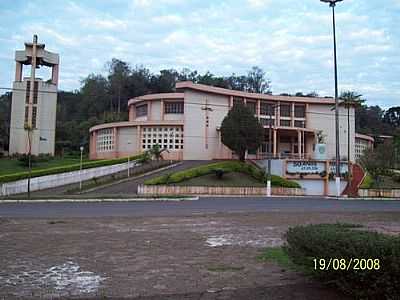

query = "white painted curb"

[{"left": 0, "top": 197, "right": 199, "bottom": 204}]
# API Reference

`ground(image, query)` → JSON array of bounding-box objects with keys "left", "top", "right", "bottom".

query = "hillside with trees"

[{"left": 0, "top": 58, "right": 399, "bottom": 155}]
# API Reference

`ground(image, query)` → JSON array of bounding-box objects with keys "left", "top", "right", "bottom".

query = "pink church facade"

[{"left": 89, "top": 81, "right": 361, "bottom": 162}]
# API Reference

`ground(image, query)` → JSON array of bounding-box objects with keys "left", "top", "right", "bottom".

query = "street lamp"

[
  {"left": 79, "top": 146, "right": 84, "bottom": 191},
  {"left": 127, "top": 142, "right": 132, "bottom": 177},
  {"left": 321, "top": 0, "right": 343, "bottom": 197},
  {"left": 267, "top": 103, "right": 279, "bottom": 197}
]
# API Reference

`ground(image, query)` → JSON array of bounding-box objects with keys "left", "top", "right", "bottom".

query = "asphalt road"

[{"left": 1, "top": 197, "right": 400, "bottom": 218}]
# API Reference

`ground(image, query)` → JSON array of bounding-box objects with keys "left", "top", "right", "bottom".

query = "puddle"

[
  {"left": 2, "top": 261, "right": 106, "bottom": 296},
  {"left": 206, "top": 234, "right": 283, "bottom": 248}
]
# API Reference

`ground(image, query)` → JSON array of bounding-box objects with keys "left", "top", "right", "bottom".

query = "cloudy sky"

[{"left": 0, "top": 0, "right": 399, "bottom": 108}]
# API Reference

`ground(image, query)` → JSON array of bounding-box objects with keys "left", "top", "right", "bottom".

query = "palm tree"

[
  {"left": 340, "top": 91, "right": 365, "bottom": 164},
  {"left": 150, "top": 144, "right": 168, "bottom": 161}
]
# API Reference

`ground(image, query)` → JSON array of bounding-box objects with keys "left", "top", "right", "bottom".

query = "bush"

[
  {"left": 284, "top": 223, "right": 400, "bottom": 299},
  {"left": 137, "top": 151, "right": 151, "bottom": 164},
  {"left": 0, "top": 154, "right": 144, "bottom": 183},
  {"left": 393, "top": 173, "right": 400, "bottom": 183},
  {"left": 213, "top": 168, "right": 226, "bottom": 179},
  {"left": 270, "top": 175, "right": 300, "bottom": 188},
  {"left": 17, "top": 154, "right": 36, "bottom": 167},
  {"left": 360, "top": 174, "right": 373, "bottom": 189},
  {"left": 145, "top": 160, "right": 300, "bottom": 188}
]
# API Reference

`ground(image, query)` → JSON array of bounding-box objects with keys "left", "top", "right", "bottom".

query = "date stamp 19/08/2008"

[{"left": 313, "top": 258, "right": 381, "bottom": 271}]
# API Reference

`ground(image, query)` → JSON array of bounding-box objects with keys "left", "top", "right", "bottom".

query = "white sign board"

[{"left": 287, "top": 161, "right": 325, "bottom": 174}]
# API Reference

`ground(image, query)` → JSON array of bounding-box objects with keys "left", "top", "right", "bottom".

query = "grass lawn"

[
  {"left": 0, "top": 157, "right": 91, "bottom": 176},
  {"left": 258, "top": 247, "right": 296, "bottom": 270},
  {"left": 173, "top": 171, "right": 266, "bottom": 187}
]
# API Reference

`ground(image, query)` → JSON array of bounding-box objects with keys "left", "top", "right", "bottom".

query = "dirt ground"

[{"left": 1, "top": 211, "right": 400, "bottom": 299}]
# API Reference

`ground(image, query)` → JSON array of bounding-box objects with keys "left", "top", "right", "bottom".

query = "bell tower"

[{"left": 9, "top": 35, "right": 59, "bottom": 156}]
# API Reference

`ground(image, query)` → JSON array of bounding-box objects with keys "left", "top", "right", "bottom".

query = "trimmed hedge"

[
  {"left": 0, "top": 154, "right": 144, "bottom": 184},
  {"left": 284, "top": 223, "right": 400, "bottom": 299},
  {"left": 144, "top": 161, "right": 300, "bottom": 188}
]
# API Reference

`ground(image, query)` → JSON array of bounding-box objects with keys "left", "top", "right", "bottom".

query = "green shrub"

[
  {"left": 270, "top": 175, "right": 300, "bottom": 188},
  {"left": 284, "top": 223, "right": 400, "bottom": 299},
  {"left": 213, "top": 168, "right": 226, "bottom": 179},
  {"left": 0, "top": 154, "right": 144, "bottom": 183},
  {"left": 137, "top": 151, "right": 151, "bottom": 164},
  {"left": 144, "top": 160, "right": 300, "bottom": 188},
  {"left": 393, "top": 173, "right": 400, "bottom": 183},
  {"left": 360, "top": 174, "right": 373, "bottom": 189},
  {"left": 17, "top": 154, "right": 36, "bottom": 167}
]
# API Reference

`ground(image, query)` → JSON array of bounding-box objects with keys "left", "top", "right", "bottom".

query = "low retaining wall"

[
  {"left": 138, "top": 185, "right": 305, "bottom": 196},
  {"left": 0, "top": 161, "right": 139, "bottom": 197},
  {"left": 359, "top": 189, "right": 400, "bottom": 198}
]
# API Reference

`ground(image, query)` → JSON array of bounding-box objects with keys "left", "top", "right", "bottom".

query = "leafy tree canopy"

[{"left": 220, "top": 103, "right": 264, "bottom": 161}]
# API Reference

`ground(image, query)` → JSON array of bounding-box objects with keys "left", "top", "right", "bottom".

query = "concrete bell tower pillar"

[{"left": 9, "top": 35, "right": 60, "bottom": 156}]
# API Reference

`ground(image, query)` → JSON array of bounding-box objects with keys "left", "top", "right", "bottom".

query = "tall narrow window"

[
  {"left": 246, "top": 101, "right": 257, "bottom": 114},
  {"left": 280, "top": 103, "right": 291, "bottom": 117},
  {"left": 25, "top": 81, "right": 31, "bottom": 104},
  {"left": 24, "top": 106, "right": 29, "bottom": 124},
  {"left": 33, "top": 81, "right": 39, "bottom": 104},
  {"left": 260, "top": 102, "right": 275, "bottom": 116},
  {"left": 294, "top": 104, "right": 306, "bottom": 118},
  {"left": 32, "top": 107, "right": 37, "bottom": 128}
]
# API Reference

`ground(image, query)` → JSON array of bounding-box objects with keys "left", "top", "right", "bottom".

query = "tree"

[
  {"left": 150, "top": 144, "right": 168, "bottom": 161},
  {"left": 355, "top": 105, "right": 393, "bottom": 135},
  {"left": 127, "top": 66, "right": 152, "bottom": 97},
  {"left": 220, "top": 103, "right": 263, "bottom": 161},
  {"left": 246, "top": 66, "right": 271, "bottom": 94},
  {"left": 80, "top": 74, "right": 110, "bottom": 117},
  {"left": 107, "top": 58, "right": 131, "bottom": 114},
  {"left": 394, "top": 136, "right": 400, "bottom": 169},
  {"left": 340, "top": 91, "right": 365, "bottom": 161},
  {"left": 360, "top": 141, "right": 396, "bottom": 188},
  {"left": 383, "top": 106, "right": 400, "bottom": 128},
  {"left": 150, "top": 69, "right": 178, "bottom": 93}
]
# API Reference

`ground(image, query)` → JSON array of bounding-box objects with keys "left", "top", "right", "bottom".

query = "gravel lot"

[{"left": 1, "top": 211, "right": 400, "bottom": 299}]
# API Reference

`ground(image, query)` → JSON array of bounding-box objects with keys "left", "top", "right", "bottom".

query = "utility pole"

[
  {"left": 321, "top": 0, "right": 343, "bottom": 197},
  {"left": 267, "top": 105, "right": 273, "bottom": 197},
  {"left": 266, "top": 103, "right": 278, "bottom": 197},
  {"left": 127, "top": 142, "right": 132, "bottom": 177},
  {"left": 79, "top": 146, "right": 84, "bottom": 191}
]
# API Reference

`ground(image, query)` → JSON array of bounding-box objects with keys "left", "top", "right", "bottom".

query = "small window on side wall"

[{"left": 136, "top": 104, "right": 148, "bottom": 117}]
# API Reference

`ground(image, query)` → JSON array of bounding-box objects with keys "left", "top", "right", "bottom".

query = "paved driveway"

[{"left": 84, "top": 160, "right": 214, "bottom": 195}]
